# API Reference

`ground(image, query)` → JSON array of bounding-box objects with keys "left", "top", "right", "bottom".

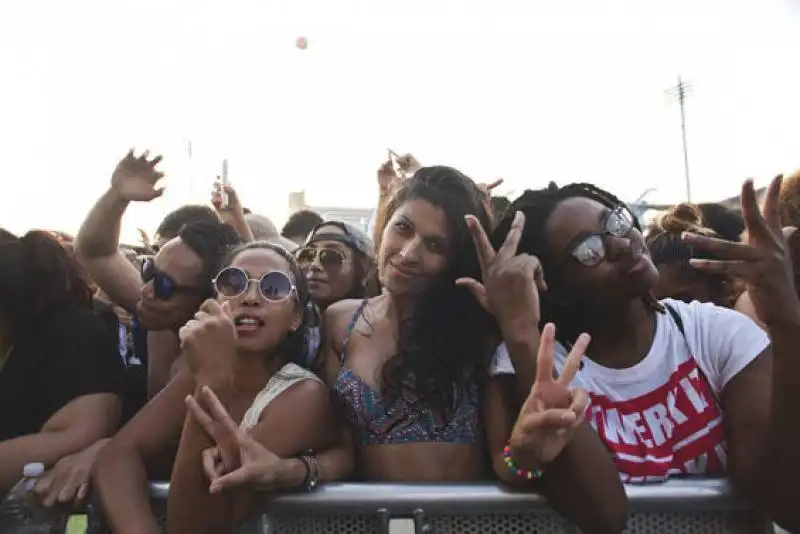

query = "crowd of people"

[{"left": 2, "top": 148, "right": 800, "bottom": 534}]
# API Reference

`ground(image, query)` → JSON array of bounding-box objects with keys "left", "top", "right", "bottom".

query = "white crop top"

[{"left": 239, "top": 363, "right": 322, "bottom": 431}]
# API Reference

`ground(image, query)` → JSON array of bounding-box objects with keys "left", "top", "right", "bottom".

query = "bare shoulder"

[{"left": 322, "top": 298, "right": 368, "bottom": 341}]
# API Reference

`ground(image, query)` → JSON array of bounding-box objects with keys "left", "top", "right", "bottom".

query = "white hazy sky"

[{"left": 1, "top": 0, "right": 799, "bottom": 243}]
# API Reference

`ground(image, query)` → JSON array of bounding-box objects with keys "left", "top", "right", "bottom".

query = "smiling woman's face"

[{"left": 378, "top": 198, "right": 451, "bottom": 297}]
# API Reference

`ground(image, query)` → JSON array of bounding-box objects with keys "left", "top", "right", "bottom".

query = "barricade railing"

[{"left": 129, "top": 479, "right": 775, "bottom": 534}]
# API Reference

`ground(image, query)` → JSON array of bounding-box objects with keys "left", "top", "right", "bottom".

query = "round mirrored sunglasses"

[
  {"left": 570, "top": 206, "right": 635, "bottom": 267},
  {"left": 213, "top": 266, "right": 296, "bottom": 303}
]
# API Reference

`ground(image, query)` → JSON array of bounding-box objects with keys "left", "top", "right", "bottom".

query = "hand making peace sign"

[
  {"left": 684, "top": 176, "right": 800, "bottom": 327},
  {"left": 456, "top": 211, "right": 546, "bottom": 334},
  {"left": 509, "top": 323, "right": 590, "bottom": 467},
  {"left": 186, "top": 386, "right": 288, "bottom": 494}
]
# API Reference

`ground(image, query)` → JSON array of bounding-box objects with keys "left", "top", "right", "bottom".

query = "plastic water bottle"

[{"left": 0, "top": 463, "right": 66, "bottom": 533}]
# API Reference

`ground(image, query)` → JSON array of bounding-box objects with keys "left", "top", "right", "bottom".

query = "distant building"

[{"left": 288, "top": 191, "right": 373, "bottom": 231}]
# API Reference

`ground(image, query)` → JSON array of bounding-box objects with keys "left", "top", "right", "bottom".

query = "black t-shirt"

[{"left": 0, "top": 304, "right": 126, "bottom": 442}]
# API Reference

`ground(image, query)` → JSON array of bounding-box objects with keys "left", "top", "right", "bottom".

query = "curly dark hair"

[
  {"left": 374, "top": 166, "right": 495, "bottom": 417},
  {"left": 0, "top": 228, "right": 93, "bottom": 336},
  {"left": 222, "top": 241, "right": 311, "bottom": 369},
  {"left": 492, "top": 182, "right": 663, "bottom": 348}
]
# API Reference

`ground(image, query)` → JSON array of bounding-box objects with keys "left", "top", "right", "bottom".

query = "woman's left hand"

[
  {"left": 509, "top": 323, "right": 590, "bottom": 467},
  {"left": 685, "top": 175, "right": 800, "bottom": 327},
  {"left": 178, "top": 299, "right": 237, "bottom": 385}
]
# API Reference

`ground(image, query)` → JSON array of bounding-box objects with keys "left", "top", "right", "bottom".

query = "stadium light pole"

[{"left": 666, "top": 76, "right": 692, "bottom": 202}]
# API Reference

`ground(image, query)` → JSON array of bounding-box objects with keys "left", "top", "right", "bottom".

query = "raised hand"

[
  {"left": 478, "top": 177, "right": 504, "bottom": 195},
  {"left": 456, "top": 210, "right": 546, "bottom": 334},
  {"left": 111, "top": 149, "right": 165, "bottom": 202},
  {"left": 684, "top": 176, "right": 800, "bottom": 326},
  {"left": 186, "top": 386, "right": 287, "bottom": 494},
  {"left": 396, "top": 153, "right": 421, "bottom": 176},
  {"left": 509, "top": 323, "right": 590, "bottom": 467},
  {"left": 178, "top": 300, "right": 237, "bottom": 384},
  {"left": 377, "top": 158, "right": 399, "bottom": 195}
]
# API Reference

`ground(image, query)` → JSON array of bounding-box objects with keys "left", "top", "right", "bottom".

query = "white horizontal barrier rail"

[
  {"left": 149, "top": 478, "right": 745, "bottom": 513},
  {"left": 140, "top": 479, "right": 774, "bottom": 534}
]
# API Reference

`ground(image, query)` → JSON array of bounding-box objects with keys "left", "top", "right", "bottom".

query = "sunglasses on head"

[
  {"left": 213, "top": 266, "right": 296, "bottom": 303},
  {"left": 295, "top": 247, "right": 346, "bottom": 272},
  {"left": 567, "top": 206, "right": 636, "bottom": 267},
  {"left": 141, "top": 257, "right": 206, "bottom": 300}
]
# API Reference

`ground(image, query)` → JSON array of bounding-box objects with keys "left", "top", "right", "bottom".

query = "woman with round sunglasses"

[
  {"left": 93, "top": 242, "right": 340, "bottom": 534},
  {"left": 489, "top": 179, "right": 800, "bottom": 530}
]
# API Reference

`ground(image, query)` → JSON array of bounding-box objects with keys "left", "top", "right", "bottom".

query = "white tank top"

[{"left": 239, "top": 363, "right": 322, "bottom": 431}]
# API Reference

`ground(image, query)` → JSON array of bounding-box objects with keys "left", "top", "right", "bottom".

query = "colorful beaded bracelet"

[{"left": 503, "top": 445, "right": 544, "bottom": 480}]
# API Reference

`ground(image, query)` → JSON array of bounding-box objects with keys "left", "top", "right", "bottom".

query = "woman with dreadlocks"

[{"left": 488, "top": 178, "right": 800, "bottom": 531}]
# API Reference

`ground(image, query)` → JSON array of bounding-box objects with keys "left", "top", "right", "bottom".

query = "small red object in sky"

[{"left": 296, "top": 36, "right": 308, "bottom": 50}]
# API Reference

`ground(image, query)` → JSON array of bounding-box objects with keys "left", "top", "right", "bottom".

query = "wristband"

[
  {"left": 298, "top": 451, "right": 320, "bottom": 491},
  {"left": 503, "top": 445, "right": 544, "bottom": 481}
]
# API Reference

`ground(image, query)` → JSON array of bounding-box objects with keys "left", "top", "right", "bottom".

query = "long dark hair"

[
  {"left": 222, "top": 241, "right": 311, "bottom": 368},
  {"left": 375, "top": 166, "right": 494, "bottom": 416},
  {"left": 492, "top": 182, "right": 663, "bottom": 348},
  {"left": 0, "top": 229, "right": 93, "bottom": 336}
]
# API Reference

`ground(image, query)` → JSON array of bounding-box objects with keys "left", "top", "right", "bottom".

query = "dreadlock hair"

[
  {"left": 177, "top": 221, "right": 243, "bottom": 298},
  {"left": 491, "top": 182, "right": 663, "bottom": 348},
  {"left": 647, "top": 203, "right": 743, "bottom": 308},
  {"left": 374, "top": 166, "right": 495, "bottom": 418},
  {"left": 0, "top": 228, "right": 93, "bottom": 337},
  {"left": 222, "top": 241, "right": 311, "bottom": 368}
]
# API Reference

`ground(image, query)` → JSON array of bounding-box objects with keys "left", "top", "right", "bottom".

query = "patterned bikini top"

[{"left": 332, "top": 300, "right": 483, "bottom": 447}]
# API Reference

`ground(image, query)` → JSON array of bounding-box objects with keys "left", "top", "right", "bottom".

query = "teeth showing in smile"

[{"left": 235, "top": 317, "right": 262, "bottom": 326}]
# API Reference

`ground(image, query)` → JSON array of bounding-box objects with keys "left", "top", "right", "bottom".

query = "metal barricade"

[{"left": 132, "top": 479, "right": 772, "bottom": 534}]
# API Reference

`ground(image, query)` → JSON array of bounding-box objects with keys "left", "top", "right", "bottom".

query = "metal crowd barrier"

[{"left": 103, "top": 479, "right": 773, "bottom": 534}]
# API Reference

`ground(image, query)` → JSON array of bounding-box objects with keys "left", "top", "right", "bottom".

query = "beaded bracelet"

[{"left": 503, "top": 445, "right": 544, "bottom": 480}]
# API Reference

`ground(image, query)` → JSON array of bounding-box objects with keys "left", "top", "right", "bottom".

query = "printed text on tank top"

[{"left": 333, "top": 300, "right": 482, "bottom": 446}]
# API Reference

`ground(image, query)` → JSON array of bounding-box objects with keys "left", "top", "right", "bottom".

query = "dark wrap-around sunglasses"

[
  {"left": 213, "top": 266, "right": 296, "bottom": 303},
  {"left": 141, "top": 257, "right": 207, "bottom": 300}
]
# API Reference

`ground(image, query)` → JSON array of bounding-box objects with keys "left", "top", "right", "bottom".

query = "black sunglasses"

[
  {"left": 566, "top": 206, "right": 636, "bottom": 267},
  {"left": 213, "top": 266, "right": 296, "bottom": 303},
  {"left": 295, "top": 247, "right": 346, "bottom": 272},
  {"left": 141, "top": 257, "right": 206, "bottom": 300}
]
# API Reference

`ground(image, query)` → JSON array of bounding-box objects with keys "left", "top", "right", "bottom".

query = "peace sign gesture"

[
  {"left": 186, "top": 386, "right": 289, "bottom": 494},
  {"left": 508, "top": 323, "right": 590, "bottom": 467},
  {"left": 684, "top": 176, "right": 800, "bottom": 327},
  {"left": 456, "top": 211, "right": 546, "bottom": 335}
]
